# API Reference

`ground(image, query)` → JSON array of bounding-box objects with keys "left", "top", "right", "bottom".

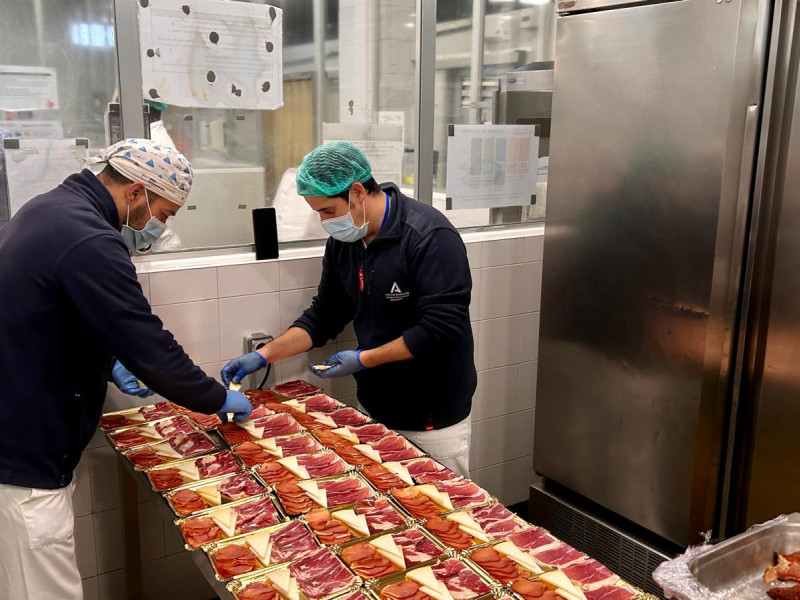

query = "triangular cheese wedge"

[
  {"left": 152, "top": 442, "right": 182, "bottom": 459},
  {"left": 137, "top": 425, "right": 162, "bottom": 440},
  {"left": 371, "top": 534, "right": 406, "bottom": 569},
  {"left": 331, "top": 427, "right": 359, "bottom": 444},
  {"left": 332, "top": 509, "right": 369, "bottom": 536},
  {"left": 277, "top": 456, "right": 310, "bottom": 480},
  {"left": 407, "top": 568, "right": 453, "bottom": 600},
  {"left": 282, "top": 399, "right": 305, "bottom": 412},
  {"left": 128, "top": 412, "right": 147, "bottom": 423},
  {"left": 297, "top": 480, "right": 328, "bottom": 508},
  {"left": 267, "top": 569, "right": 299, "bottom": 600},
  {"left": 246, "top": 531, "right": 273, "bottom": 565},
  {"left": 196, "top": 484, "right": 222, "bottom": 506},
  {"left": 211, "top": 508, "right": 237, "bottom": 538},
  {"left": 256, "top": 437, "right": 281, "bottom": 457},
  {"left": 354, "top": 444, "right": 383, "bottom": 464},
  {"left": 494, "top": 541, "right": 543, "bottom": 574},
  {"left": 174, "top": 462, "right": 201, "bottom": 481},
  {"left": 447, "top": 513, "right": 489, "bottom": 543},
  {"left": 416, "top": 485, "right": 454, "bottom": 511},
  {"left": 236, "top": 420, "right": 266, "bottom": 439},
  {"left": 382, "top": 462, "right": 414, "bottom": 486},
  {"left": 539, "top": 571, "right": 586, "bottom": 600},
  {"left": 309, "top": 411, "right": 338, "bottom": 428}
]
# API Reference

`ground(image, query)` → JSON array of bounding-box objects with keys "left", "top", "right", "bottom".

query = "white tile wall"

[{"left": 78, "top": 232, "right": 543, "bottom": 596}]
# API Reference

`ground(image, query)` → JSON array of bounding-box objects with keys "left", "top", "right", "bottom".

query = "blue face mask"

[
  {"left": 322, "top": 193, "right": 368, "bottom": 243},
  {"left": 121, "top": 189, "right": 167, "bottom": 251}
]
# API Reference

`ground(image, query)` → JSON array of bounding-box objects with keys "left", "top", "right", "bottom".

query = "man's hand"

[
  {"left": 221, "top": 351, "right": 267, "bottom": 387},
  {"left": 217, "top": 390, "right": 253, "bottom": 423},
  {"left": 309, "top": 350, "right": 365, "bottom": 379},
  {"left": 111, "top": 360, "right": 154, "bottom": 397}
]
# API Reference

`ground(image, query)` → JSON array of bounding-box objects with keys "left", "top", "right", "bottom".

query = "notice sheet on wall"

[
  {"left": 3, "top": 138, "right": 88, "bottom": 217},
  {"left": 323, "top": 123, "right": 404, "bottom": 186},
  {"left": 138, "top": 0, "right": 283, "bottom": 110},
  {"left": 0, "top": 66, "right": 59, "bottom": 111},
  {"left": 0, "top": 121, "right": 64, "bottom": 139},
  {"left": 445, "top": 124, "right": 539, "bottom": 209}
]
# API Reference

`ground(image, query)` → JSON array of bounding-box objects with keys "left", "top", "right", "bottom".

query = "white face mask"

[
  {"left": 121, "top": 189, "right": 166, "bottom": 250},
  {"left": 322, "top": 192, "right": 368, "bottom": 243}
]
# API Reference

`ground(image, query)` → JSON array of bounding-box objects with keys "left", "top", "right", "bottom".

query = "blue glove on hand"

[
  {"left": 217, "top": 390, "right": 253, "bottom": 423},
  {"left": 111, "top": 360, "right": 154, "bottom": 397},
  {"left": 309, "top": 350, "right": 366, "bottom": 379},
  {"left": 221, "top": 351, "right": 267, "bottom": 387}
]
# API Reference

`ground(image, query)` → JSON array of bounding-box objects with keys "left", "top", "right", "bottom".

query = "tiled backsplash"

[{"left": 75, "top": 230, "right": 543, "bottom": 599}]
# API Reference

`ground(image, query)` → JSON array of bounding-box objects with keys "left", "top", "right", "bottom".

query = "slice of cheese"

[
  {"left": 407, "top": 568, "right": 453, "bottom": 600},
  {"left": 493, "top": 541, "right": 543, "bottom": 574},
  {"left": 246, "top": 531, "right": 273, "bottom": 565},
  {"left": 236, "top": 420, "right": 266, "bottom": 440},
  {"left": 267, "top": 568, "right": 299, "bottom": 600},
  {"left": 152, "top": 443, "right": 183, "bottom": 459},
  {"left": 354, "top": 444, "right": 383, "bottom": 464},
  {"left": 229, "top": 382, "right": 242, "bottom": 392},
  {"left": 539, "top": 571, "right": 586, "bottom": 600},
  {"left": 446, "top": 512, "right": 490, "bottom": 543},
  {"left": 332, "top": 509, "right": 369, "bottom": 537},
  {"left": 277, "top": 456, "right": 310, "bottom": 480},
  {"left": 282, "top": 399, "right": 305, "bottom": 412},
  {"left": 415, "top": 485, "right": 454, "bottom": 512},
  {"left": 331, "top": 427, "right": 360, "bottom": 444},
  {"left": 137, "top": 425, "right": 162, "bottom": 440},
  {"left": 382, "top": 462, "right": 414, "bottom": 486},
  {"left": 211, "top": 507, "right": 237, "bottom": 538},
  {"left": 297, "top": 480, "right": 328, "bottom": 508},
  {"left": 309, "top": 411, "right": 337, "bottom": 428},
  {"left": 256, "top": 437, "right": 282, "bottom": 457},
  {"left": 128, "top": 412, "right": 147, "bottom": 423},
  {"left": 174, "top": 462, "right": 201, "bottom": 481},
  {"left": 196, "top": 484, "right": 222, "bottom": 506},
  {"left": 371, "top": 534, "right": 406, "bottom": 569}
]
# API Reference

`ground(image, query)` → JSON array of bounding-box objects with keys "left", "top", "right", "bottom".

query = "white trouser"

[{"left": 0, "top": 483, "right": 83, "bottom": 600}]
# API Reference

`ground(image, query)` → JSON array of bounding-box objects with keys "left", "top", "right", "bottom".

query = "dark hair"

[
  {"left": 99, "top": 164, "right": 133, "bottom": 186},
  {"left": 330, "top": 177, "right": 381, "bottom": 200}
]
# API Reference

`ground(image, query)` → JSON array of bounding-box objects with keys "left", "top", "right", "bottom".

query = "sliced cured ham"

[
  {"left": 140, "top": 402, "right": 176, "bottom": 421},
  {"left": 467, "top": 504, "right": 529, "bottom": 540},
  {"left": 432, "top": 558, "right": 492, "bottom": 600},
  {"left": 99, "top": 413, "right": 136, "bottom": 430},
  {"left": 507, "top": 528, "right": 557, "bottom": 552},
  {"left": 111, "top": 428, "right": 160, "bottom": 449},
  {"left": 215, "top": 544, "right": 261, "bottom": 579},
  {"left": 171, "top": 489, "right": 208, "bottom": 516},
  {"left": 254, "top": 413, "right": 305, "bottom": 438},
  {"left": 291, "top": 394, "right": 344, "bottom": 413},
  {"left": 362, "top": 464, "right": 410, "bottom": 492},
  {"left": 342, "top": 542, "right": 399, "bottom": 578},
  {"left": 583, "top": 586, "right": 636, "bottom": 600},
  {"left": 391, "top": 488, "right": 444, "bottom": 519},
  {"left": 404, "top": 459, "right": 460, "bottom": 484},
  {"left": 318, "top": 477, "right": 372, "bottom": 506},
  {"left": 197, "top": 451, "right": 239, "bottom": 478},
  {"left": 275, "top": 434, "right": 324, "bottom": 457},
  {"left": 218, "top": 473, "right": 265, "bottom": 501},
  {"left": 432, "top": 478, "right": 489, "bottom": 509},
  {"left": 154, "top": 416, "right": 194, "bottom": 438},
  {"left": 323, "top": 407, "right": 371, "bottom": 427},
  {"left": 355, "top": 497, "right": 406, "bottom": 532},
  {"left": 300, "top": 450, "right": 351, "bottom": 478},
  {"left": 337, "top": 589, "right": 370, "bottom": 600},
  {"left": 267, "top": 520, "right": 320, "bottom": 563},
  {"left": 234, "top": 496, "right": 283, "bottom": 535},
  {"left": 306, "top": 509, "right": 353, "bottom": 546},
  {"left": 380, "top": 580, "right": 431, "bottom": 600},
  {"left": 256, "top": 461, "right": 299, "bottom": 485},
  {"left": 343, "top": 423, "right": 392, "bottom": 443},
  {"left": 367, "top": 435, "right": 423, "bottom": 462},
  {"left": 182, "top": 410, "right": 222, "bottom": 431},
  {"left": 424, "top": 517, "right": 474, "bottom": 550},
  {"left": 126, "top": 447, "right": 166, "bottom": 469},
  {"left": 394, "top": 529, "right": 443, "bottom": 565},
  {"left": 236, "top": 581, "right": 280, "bottom": 600},
  {"left": 168, "top": 432, "right": 215, "bottom": 458},
  {"left": 289, "top": 547, "right": 357, "bottom": 599},
  {"left": 269, "top": 380, "right": 323, "bottom": 400},
  {"left": 531, "top": 543, "right": 585, "bottom": 567},
  {"left": 181, "top": 516, "right": 222, "bottom": 548},
  {"left": 563, "top": 559, "right": 616, "bottom": 588},
  {"left": 314, "top": 429, "right": 355, "bottom": 449},
  {"left": 470, "top": 546, "right": 531, "bottom": 584}
]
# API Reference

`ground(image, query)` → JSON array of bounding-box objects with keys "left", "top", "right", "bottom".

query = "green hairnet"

[{"left": 296, "top": 141, "right": 373, "bottom": 197}]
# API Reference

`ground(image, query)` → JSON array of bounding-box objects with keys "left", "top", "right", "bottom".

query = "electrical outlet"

[{"left": 244, "top": 332, "right": 273, "bottom": 354}]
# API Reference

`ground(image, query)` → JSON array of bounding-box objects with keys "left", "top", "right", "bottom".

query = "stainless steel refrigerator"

[{"left": 532, "top": 0, "right": 800, "bottom": 592}]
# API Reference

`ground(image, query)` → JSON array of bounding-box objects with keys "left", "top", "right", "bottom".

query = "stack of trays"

[{"left": 99, "top": 380, "right": 657, "bottom": 600}]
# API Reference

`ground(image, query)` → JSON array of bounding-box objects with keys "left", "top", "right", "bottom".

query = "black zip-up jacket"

[
  {"left": 0, "top": 170, "right": 225, "bottom": 489},
  {"left": 293, "top": 184, "right": 476, "bottom": 430}
]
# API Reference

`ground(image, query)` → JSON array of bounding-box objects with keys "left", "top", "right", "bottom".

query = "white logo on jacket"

[{"left": 386, "top": 281, "right": 410, "bottom": 301}]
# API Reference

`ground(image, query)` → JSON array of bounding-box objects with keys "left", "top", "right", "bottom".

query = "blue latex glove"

[
  {"left": 309, "top": 350, "right": 366, "bottom": 379},
  {"left": 217, "top": 390, "right": 253, "bottom": 423},
  {"left": 111, "top": 360, "right": 154, "bottom": 397},
  {"left": 221, "top": 351, "right": 267, "bottom": 387}
]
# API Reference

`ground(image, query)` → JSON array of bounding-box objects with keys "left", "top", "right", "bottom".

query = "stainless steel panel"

[
  {"left": 556, "top": 0, "right": 681, "bottom": 15},
  {"left": 536, "top": 0, "right": 767, "bottom": 546}
]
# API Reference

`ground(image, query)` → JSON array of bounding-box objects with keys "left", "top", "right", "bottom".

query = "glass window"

[
  {"left": 432, "top": 0, "right": 557, "bottom": 229},
  {"left": 0, "top": 0, "right": 120, "bottom": 226}
]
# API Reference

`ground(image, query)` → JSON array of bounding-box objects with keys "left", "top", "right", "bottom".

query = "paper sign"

[
  {"left": 0, "top": 121, "right": 64, "bottom": 139},
  {"left": 0, "top": 66, "right": 59, "bottom": 111},
  {"left": 445, "top": 125, "right": 539, "bottom": 209},
  {"left": 323, "top": 123, "right": 403, "bottom": 185},
  {"left": 138, "top": 0, "right": 283, "bottom": 110},
  {"left": 3, "top": 139, "right": 89, "bottom": 217}
]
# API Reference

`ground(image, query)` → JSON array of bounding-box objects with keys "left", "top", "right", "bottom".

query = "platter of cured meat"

[
  {"left": 253, "top": 450, "right": 353, "bottom": 486},
  {"left": 99, "top": 401, "right": 177, "bottom": 430},
  {"left": 146, "top": 450, "right": 241, "bottom": 491},
  {"left": 123, "top": 431, "right": 219, "bottom": 469},
  {"left": 165, "top": 472, "right": 267, "bottom": 516},
  {"left": 338, "top": 526, "right": 446, "bottom": 580},
  {"left": 305, "top": 497, "right": 408, "bottom": 546},
  {"left": 274, "top": 473, "right": 376, "bottom": 516},
  {"left": 375, "top": 558, "right": 494, "bottom": 600}
]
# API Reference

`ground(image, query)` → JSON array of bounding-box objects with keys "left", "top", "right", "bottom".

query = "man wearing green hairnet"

[{"left": 222, "top": 141, "right": 476, "bottom": 475}]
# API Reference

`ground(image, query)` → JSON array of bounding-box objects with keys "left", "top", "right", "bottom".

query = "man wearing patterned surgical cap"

[{"left": 0, "top": 139, "right": 251, "bottom": 600}]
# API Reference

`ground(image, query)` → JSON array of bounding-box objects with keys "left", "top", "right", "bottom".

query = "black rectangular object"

[{"left": 252, "top": 207, "right": 279, "bottom": 260}]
